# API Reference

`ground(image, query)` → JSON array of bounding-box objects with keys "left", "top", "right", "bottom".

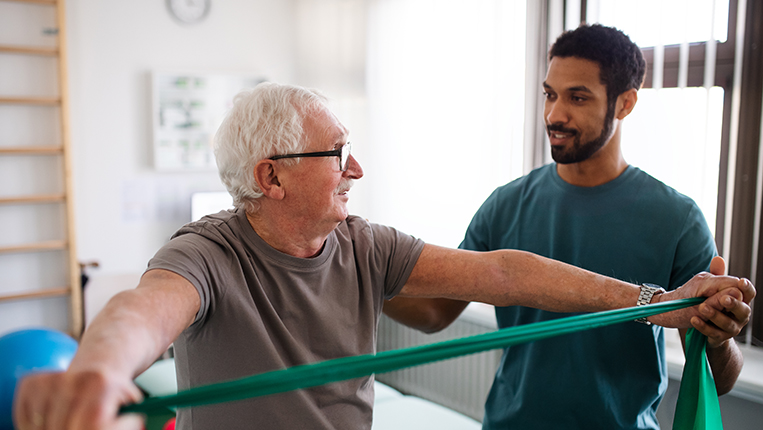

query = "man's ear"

[
  {"left": 615, "top": 89, "right": 638, "bottom": 120},
  {"left": 253, "top": 160, "right": 285, "bottom": 200}
]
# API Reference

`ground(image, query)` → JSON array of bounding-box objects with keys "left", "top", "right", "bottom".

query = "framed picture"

[{"left": 151, "top": 71, "right": 265, "bottom": 170}]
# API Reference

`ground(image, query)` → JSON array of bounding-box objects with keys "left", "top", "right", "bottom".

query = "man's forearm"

[
  {"left": 70, "top": 289, "right": 178, "bottom": 379},
  {"left": 403, "top": 245, "right": 643, "bottom": 311},
  {"left": 492, "top": 250, "right": 642, "bottom": 311},
  {"left": 401, "top": 245, "right": 746, "bottom": 329},
  {"left": 707, "top": 338, "right": 744, "bottom": 395},
  {"left": 71, "top": 270, "right": 200, "bottom": 379},
  {"left": 13, "top": 271, "right": 199, "bottom": 430}
]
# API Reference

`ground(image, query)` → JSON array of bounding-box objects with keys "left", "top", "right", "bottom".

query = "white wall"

[{"left": 66, "top": 0, "right": 297, "bottom": 276}]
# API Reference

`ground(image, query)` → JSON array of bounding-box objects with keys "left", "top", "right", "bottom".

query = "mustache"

[
  {"left": 336, "top": 179, "right": 355, "bottom": 194},
  {"left": 547, "top": 123, "right": 578, "bottom": 135}
]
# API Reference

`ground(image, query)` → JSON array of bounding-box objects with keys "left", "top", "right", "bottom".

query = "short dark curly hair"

[{"left": 549, "top": 24, "right": 646, "bottom": 106}]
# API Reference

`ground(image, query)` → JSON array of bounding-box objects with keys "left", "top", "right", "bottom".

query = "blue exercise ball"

[{"left": 0, "top": 328, "right": 78, "bottom": 430}]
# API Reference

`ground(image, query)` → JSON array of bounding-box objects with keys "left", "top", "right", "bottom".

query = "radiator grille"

[{"left": 376, "top": 313, "right": 501, "bottom": 422}]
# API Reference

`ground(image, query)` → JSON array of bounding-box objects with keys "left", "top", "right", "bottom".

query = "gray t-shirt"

[{"left": 146, "top": 208, "right": 425, "bottom": 429}]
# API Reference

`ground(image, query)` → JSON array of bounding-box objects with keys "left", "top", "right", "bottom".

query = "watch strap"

[{"left": 635, "top": 283, "right": 666, "bottom": 325}]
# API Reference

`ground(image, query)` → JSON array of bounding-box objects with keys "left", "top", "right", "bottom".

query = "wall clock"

[{"left": 167, "top": 0, "right": 211, "bottom": 25}]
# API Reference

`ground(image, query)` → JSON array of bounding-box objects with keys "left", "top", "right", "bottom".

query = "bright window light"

[
  {"left": 595, "top": 0, "right": 729, "bottom": 46},
  {"left": 364, "top": 0, "right": 527, "bottom": 247}
]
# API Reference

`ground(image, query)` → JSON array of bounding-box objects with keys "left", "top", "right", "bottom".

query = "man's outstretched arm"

[
  {"left": 13, "top": 269, "right": 200, "bottom": 430},
  {"left": 399, "top": 244, "right": 753, "bottom": 328}
]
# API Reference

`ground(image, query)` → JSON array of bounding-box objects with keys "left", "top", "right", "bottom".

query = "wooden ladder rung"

[
  {"left": 0, "top": 96, "right": 60, "bottom": 105},
  {"left": 0, "top": 145, "right": 64, "bottom": 154},
  {"left": 0, "top": 240, "right": 67, "bottom": 254},
  {"left": 0, "top": 194, "right": 65, "bottom": 204},
  {"left": 0, "top": 287, "right": 70, "bottom": 304},
  {"left": 0, "top": 45, "right": 58, "bottom": 56}
]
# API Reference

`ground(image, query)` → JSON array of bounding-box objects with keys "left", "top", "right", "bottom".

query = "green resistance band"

[
  {"left": 122, "top": 297, "right": 717, "bottom": 419},
  {"left": 674, "top": 327, "right": 723, "bottom": 430}
]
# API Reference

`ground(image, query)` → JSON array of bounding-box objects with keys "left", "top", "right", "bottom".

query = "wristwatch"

[{"left": 635, "top": 283, "right": 665, "bottom": 325}]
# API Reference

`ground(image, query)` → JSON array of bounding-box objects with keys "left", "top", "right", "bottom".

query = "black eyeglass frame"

[{"left": 269, "top": 142, "right": 351, "bottom": 172}]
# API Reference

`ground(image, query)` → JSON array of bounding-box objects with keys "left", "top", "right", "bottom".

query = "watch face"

[{"left": 167, "top": 0, "right": 211, "bottom": 24}]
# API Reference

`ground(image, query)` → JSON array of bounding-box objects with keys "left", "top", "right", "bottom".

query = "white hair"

[{"left": 214, "top": 82, "right": 328, "bottom": 214}]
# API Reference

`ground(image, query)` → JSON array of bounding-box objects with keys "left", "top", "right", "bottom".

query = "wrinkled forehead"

[{"left": 301, "top": 105, "right": 349, "bottom": 148}]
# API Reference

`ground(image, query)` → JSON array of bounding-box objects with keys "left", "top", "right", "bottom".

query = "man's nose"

[
  {"left": 344, "top": 155, "right": 364, "bottom": 179},
  {"left": 545, "top": 100, "right": 568, "bottom": 125}
]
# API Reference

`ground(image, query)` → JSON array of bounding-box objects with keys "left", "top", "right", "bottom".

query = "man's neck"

[
  {"left": 556, "top": 153, "right": 628, "bottom": 187},
  {"left": 245, "top": 210, "right": 332, "bottom": 258}
]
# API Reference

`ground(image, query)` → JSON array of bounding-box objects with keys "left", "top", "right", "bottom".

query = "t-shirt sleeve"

[
  {"left": 459, "top": 189, "right": 499, "bottom": 252},
  {"left": 146, "top": 232, "right": 227, "bottom": 325},
  {"left": 669, "top": 203, "right": 717, "bottom": 290},
  {"left": 367, "top": 222, "right": 425, "bottom": 299}
]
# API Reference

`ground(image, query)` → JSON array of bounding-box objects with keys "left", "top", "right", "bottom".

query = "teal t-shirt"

[{"left": 460, "top": 164, "right": 716, "bottom": 430}]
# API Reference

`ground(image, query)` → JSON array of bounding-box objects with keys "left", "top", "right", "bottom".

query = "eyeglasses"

[{"left": 269, "top": 142, "right": 352, "bottom": 172}]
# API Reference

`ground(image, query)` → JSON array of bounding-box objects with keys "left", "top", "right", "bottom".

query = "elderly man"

[{"left": 14, "top": 83, "right": 752, "bottom": 430}]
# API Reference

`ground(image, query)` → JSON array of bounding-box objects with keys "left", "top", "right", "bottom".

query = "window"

[
  {"left": 362, "top": 0, "right": 527, "bottom": 248},
  {"left": 295, "top": 0, "right": 529, "bottom": 248}
]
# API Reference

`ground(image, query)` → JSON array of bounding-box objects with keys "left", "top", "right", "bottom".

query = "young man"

[
  {"left": 386, "top": 24, "right": 752, "bottom": 429},
  {"left": 14, "top": 82, "right": 751, "bottom": 430}
]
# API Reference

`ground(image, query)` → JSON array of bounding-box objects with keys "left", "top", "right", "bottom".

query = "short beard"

[{"left": 549, "top": 99, "right": 616, "bottom": 164}]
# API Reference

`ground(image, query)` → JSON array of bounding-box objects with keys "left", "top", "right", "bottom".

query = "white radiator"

[{"left": 376, "top": 305, "right": 501, "bottom": 422}]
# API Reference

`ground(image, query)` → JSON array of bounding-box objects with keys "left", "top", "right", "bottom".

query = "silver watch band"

[{"left": 635, "top": 283, "right": 666, "bottom": 325}]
